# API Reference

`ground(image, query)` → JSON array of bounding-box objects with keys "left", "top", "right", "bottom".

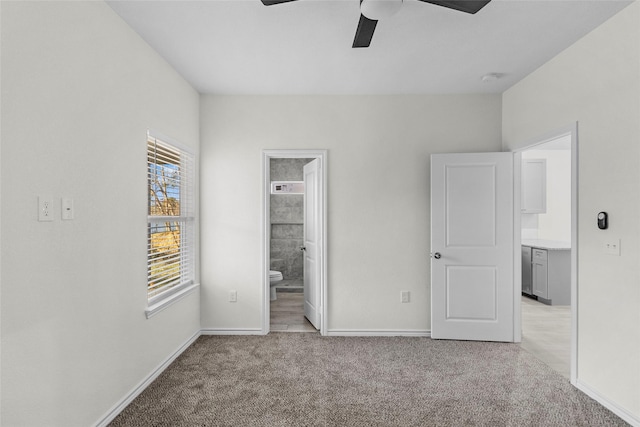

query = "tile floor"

[
  {"left": 270, "top": 290, "right": 317, "bottom": 333},
  {"left": 520, "top": 295, "right": 571, "bottom": 379},
  {"left": 274, "top": 278, "right": 304, "bottom": 292}
]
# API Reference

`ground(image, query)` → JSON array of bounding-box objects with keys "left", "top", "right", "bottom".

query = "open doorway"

[
  {"left": 515, "top": 125, "right": 577, "bottom": 383},
  {"left": 262, "top": 150, "right": 327, "bottom": 335}
]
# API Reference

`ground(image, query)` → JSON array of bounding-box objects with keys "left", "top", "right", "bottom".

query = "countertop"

[{"left": 522, "top": 239, "right": 571, "bottom": 250}]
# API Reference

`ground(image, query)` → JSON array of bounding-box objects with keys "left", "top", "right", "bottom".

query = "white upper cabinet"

[{"left": 521, "top": 159, "right": 547, "bottom": 214}]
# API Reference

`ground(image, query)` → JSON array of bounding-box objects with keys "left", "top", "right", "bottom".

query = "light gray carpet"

[{"left": 110, "top": 334, "right": 627, "bottom": 426}]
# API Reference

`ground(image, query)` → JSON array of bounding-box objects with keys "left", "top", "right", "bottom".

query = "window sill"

[{"left": 145, "top": 283, "right": 200, "bottom": 319}]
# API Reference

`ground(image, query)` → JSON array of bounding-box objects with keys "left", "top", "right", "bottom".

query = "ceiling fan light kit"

[{"left": 260, "top": 0, "right": 492, "bottom": 49}]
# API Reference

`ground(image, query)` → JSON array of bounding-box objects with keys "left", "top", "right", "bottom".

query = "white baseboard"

[
  {"left": 326, "top": 329, "right": 431, "bottom": 337},
  {"left": 94, "top": 329, "right": 201, "bottom": 427},
  {"left": 576, "top": 379, "right": 640, "bottom": 427},
  {"left": 201, "top": 328, "right": 264, "bottom": 335}
]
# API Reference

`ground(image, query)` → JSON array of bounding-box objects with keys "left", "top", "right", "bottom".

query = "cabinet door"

[
  {"left": 532, "top": 249, "right": 548, "bottom": 298},
  {"left": 521, "top": 159, "right": 547, "bottom": 214},
  {"left": 521, "top": 246, "right": 532, "bottom": 295}
]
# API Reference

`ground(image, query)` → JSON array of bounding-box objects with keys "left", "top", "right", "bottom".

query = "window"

[{"left": 147, "top": 133, "right": 195, "bottom": 313}]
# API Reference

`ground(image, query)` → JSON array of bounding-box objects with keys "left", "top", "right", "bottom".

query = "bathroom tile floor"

[
  {"left": 274, "top": 278, "right": 304, "bottom": 292},
  {"left": 520, "top": 295, "right": 571, "bottom": 379},
  {"left": 270, "top": 291, "right": 317, "bottom": 333}
]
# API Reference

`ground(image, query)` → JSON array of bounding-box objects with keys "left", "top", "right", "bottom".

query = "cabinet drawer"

[{"left": 532, "top": 248, "right": 547, "bottom": 261}]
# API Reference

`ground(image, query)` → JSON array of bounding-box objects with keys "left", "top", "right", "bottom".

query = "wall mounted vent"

[{"left": 271, "top": 181, "right": 304, "bottom": 194}]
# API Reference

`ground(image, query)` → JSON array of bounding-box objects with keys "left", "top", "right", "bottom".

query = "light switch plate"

[{"left": 603, "top": 239, "right": 621, "bottom": 256}]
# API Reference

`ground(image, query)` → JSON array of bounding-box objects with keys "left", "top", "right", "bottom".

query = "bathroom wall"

[{"left": 270, "top": 158, "right": 312, "bottom": 279}]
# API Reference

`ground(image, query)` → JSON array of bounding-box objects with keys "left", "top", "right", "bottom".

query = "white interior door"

[
  {"left": 303, "top": 159, "right": 321, "bottom": 330},
  {"left": 431, "top": 153, "right": 514, "bottom": 342}
]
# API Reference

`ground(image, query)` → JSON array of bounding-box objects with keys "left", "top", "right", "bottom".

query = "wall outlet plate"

[
  {"left": 401, "top": 291, "right": 410, "bottom": 303},
  {"left": 38, "top": 196, "right": 54, "bottom": 222}
]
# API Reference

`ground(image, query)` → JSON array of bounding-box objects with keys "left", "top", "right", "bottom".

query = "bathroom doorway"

[
  {"left": 262, "top": 150, "right": 327, "bottom": 335},
  {"left": 514, "top": 125, "right": 577, "bottom": 384}
]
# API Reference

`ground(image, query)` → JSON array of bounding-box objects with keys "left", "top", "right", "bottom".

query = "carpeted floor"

[{"left": 109, "top": 334, "right": 627, "bottom": 426}]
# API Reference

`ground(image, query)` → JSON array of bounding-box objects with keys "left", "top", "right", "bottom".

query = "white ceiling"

[{"left": 107, "top": 0, "right": 631, "bottom": 95}]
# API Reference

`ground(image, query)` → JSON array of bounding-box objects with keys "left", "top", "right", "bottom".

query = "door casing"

[
  {"left": 262, "top": 150, "right": 328, "bottom": 335},
  {"left": 512, "top": 122, "right": 578, "bottom": 385}
]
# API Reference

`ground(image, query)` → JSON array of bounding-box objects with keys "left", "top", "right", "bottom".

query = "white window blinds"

[{"left": 147, "top": 134, "right": 195, "bottom": 301}]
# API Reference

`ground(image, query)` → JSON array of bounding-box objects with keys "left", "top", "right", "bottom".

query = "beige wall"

[
  {"left": 3, "top": 0, "right": 638, "bottom": 425},
  {"left": 1, "top": 2, "right": 200, "bottom": 425},
  {"left": 200, "top": 95, "right": 502, "bottom": 333},
  {"left": 503, "top": 1, "right": 640, "bottom": 420}
]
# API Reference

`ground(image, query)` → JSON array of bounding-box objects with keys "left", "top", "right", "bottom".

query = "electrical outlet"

[
  {"left": 38, "top": 196, "right": 54, "bottom": 222},
  {"left": 401, "top": 291, "right": 410, "bottom": 303},
  {"left": 603, "top": 239, "right": 621, "bottom": 256},
  {"left": 229, "top": 290, "right": 237, "bottom": 303}
]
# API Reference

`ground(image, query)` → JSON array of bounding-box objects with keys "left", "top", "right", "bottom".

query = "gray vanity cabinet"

[
  {"left": 522, "top": 244, "right": 571, "bottom": 305},
  {"left": 522, "top": 246, "right": 532, "bottom": 296},
  {"left": 532, "top": 248, "right": 548, "bottom": 299}
]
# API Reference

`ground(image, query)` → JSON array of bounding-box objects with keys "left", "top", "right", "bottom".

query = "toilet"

[{"left": 269, "top": 270, "right": 283, "bottom": 301}]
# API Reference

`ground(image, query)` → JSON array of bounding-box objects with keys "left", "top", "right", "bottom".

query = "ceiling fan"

[{"left": 260, "top": 0, "right": 492, "bottom": 48}]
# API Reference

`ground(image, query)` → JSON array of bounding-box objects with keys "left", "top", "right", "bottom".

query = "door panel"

[
  {"left": 446, "top": 164, "right": 496, "bottom": 247},
  {"left": 431, "top": 153, "right": 514, "bottom": 342},
  {"left": 446, "top": 266, "right": 497, "bottom": 320}
]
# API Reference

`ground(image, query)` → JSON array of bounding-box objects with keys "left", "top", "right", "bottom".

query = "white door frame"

[
  {"left": 512, "top": 122, "right": 578, "bottom": 385},
  {"left": 261, "top": 150, "right": 328, "bottom": 335}
]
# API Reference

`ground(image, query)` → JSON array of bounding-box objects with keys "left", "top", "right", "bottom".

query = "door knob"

[
  {"left": 433, "top": 252, "right": 441, "bottom": 259},
  {"left": 300, "top": 246, "right": 306, "bottom": 251}
]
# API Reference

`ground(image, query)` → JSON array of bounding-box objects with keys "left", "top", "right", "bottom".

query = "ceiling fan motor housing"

[{"left": 360, "top": 0, "right": 404, "bottom": 21}]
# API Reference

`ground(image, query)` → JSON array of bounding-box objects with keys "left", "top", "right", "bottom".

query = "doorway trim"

[
  {"left": 512, "top": 122, "right": 578, "bottom": 386},
  {"left": 261, "top": 149, "right": 328, "bottom": 336}
]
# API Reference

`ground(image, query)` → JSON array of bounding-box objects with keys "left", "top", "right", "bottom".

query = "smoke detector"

[{"left": 481, "top": 73, "right": 503, "bottom": 82}]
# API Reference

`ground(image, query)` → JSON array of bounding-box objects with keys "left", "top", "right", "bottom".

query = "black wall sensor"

[{"left": 597, "top": 212, "right": 608, "bottom": 230}]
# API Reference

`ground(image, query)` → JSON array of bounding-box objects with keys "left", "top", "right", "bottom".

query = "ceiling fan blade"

[
  {"left": 261, "top": 0, "right": 299, "bottom": 5},
  {"left": 417, "top": 0, "right": 491, "bottom": 14},
  {"left": 352, "top": 14, "right": 378, "bottom": 48}
]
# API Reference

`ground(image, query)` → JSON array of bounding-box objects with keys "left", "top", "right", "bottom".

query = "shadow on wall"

[{"left": 270, "top": 158, "right": 313, "bottom": 279}]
